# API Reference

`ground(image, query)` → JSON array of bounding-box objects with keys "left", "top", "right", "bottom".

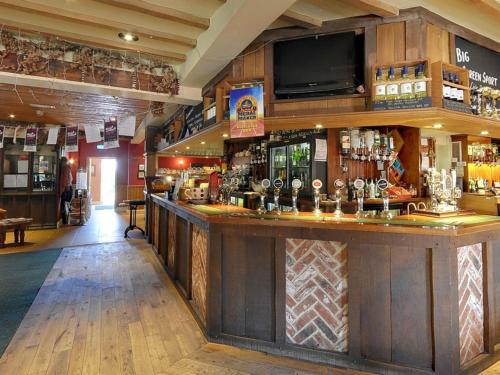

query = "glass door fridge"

[{"left": 269, "top": 145, "right": 288, "bottom": 188}]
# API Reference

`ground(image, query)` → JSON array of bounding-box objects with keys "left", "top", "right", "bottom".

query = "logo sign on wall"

[
  {"left": 180, "top": 102, "right": 204, "bottom": 140},
  {"left": 229, "top": 85, "right": 264, "bottom": 138},
  {"left": 104, "top": 119, "right": 119, "bottom": 149},
  {"left": 455, "top": 36, "right": 499, "bottom": 88},
  {"left": 65, "top": 126, "right": 79, "bottom": 152},
  {"left": 24, "top": 127, "right": 38, "bottom": 152},
  {"left": 0, "top": 125, "right": 4, "bottom": 149}
]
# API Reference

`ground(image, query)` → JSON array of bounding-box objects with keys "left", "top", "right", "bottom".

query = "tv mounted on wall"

[{"left": 273, "top": 31, "right": 364, "bottom": 99}]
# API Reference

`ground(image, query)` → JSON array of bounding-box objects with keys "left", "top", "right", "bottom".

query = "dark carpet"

[{"left": 0, "top": 248, "right": 62, "bottom": 356}]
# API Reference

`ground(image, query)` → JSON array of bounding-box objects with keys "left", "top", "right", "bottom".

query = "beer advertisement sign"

[
  {"left": 24, "top": 126, "right": 38, "bottom": 152},
  {"left": 104, "top": 119, "right": 119, "bottom": 149},
  {"left": 65, "top": 126, "right": 79, "bottom": 152},
  {"left": 229, "top": 85, "right": 264, "bottom": 138}
]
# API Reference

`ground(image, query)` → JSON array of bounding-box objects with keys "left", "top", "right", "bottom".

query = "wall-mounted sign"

[
  {"left": 0, "top": 126, "right": 4, "bottom": 149},
  {"left": 229, "top": 85, "right": 264, "bottom": 138},
  {"left": 104, "top": 119, "right": 119, "bottom": 149},
  {"left": 455, "top": 36, "right": 499, "bottom": 88},
  {"left": 180, "top": 102, "right": 204, "bottom": 139},
  {"left": 65, "top": 126, "right": 79, "bottom": 152}
]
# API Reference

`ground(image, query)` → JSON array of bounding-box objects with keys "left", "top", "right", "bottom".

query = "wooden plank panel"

[
  {"left": 245, "top": 237, "right": 275, "bottom": 342},
  {"left": 175, "top": 216, "right": 190, "bottom": 296},
  {"left": 492, "top": 240, "right": 500, "bottom": 345},
  {"left": 391, "top": 246, "right": 433, "bottom": 369},
  {"left": 221, "top": 234, "right": 247, "bottom": 336},
  {"left": 159, "top": 207, "right": 168, "bottom": 263},
  {"left": 405, "top": 19, "right": 426, "bottom": 60},
  {"left": 360, "top": 244, "right": 391, "bottom": 362},
  {"left": 376, "top": 22, "right": 406, "bottom": 64},
  {"left": 426, "top": 24, "right": 450, "bottom": 63}
]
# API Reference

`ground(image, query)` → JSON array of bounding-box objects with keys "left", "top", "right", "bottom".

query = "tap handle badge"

[
  {"left": 291, "top": 178, "right": 302, "bottom": 189},
  {"left": 273, "top": 178, "right": 284, "bottom": 189},
  {"left": 261, "top": 178, "right": 271, "bottom": 189},
  {"left": 377, "top": 178, "right": 389, "bottom": 191},
  {"left": 333, "top": 179, "right": 344, "bottom": 190},
  {"left": 353, "top": 178, "right": 365, "bottom": 190}
]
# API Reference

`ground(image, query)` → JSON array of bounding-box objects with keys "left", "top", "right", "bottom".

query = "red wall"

[
  {"left": 158, "top": 156, "right": 220, "bottom": 170},
  {"left": 68, "top": 139, "right": 145, "bottom": 186}
]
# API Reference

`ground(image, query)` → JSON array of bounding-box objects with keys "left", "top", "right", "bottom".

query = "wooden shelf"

[{"left": 442, "top": 81, "right": 470, "bottom": 91}]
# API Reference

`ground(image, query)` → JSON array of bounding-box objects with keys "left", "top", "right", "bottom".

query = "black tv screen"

[{"left": 273, "top": 32, "right": 364, "bottom": 99}]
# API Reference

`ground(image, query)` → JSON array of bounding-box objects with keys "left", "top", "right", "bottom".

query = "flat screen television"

[{"left": 273, "top": 32, "right": 364, "bottom": 99}]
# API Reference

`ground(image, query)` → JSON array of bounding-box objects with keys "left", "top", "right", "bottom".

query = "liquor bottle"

[
  {"left": 374, "top": 67, "right": 386, "bottom": 102},
  {"left": 399, "top": 66, "right": 413, "bottom": 99},
  {"left": 454, "top": 74, "right": 464, "bottom": 103},
  {"left": 414, "top": 64, "right": 427, "bottom": 98},
  {"left": 369, "top": 179, "right": 376, "bottom": 199},
  {"left": 442, "top": 70, "right": 451, "bottom": 100},
  {"left": 449, "top": 73, "right": 457, "bottom": 101},
  {"left": 386, "top": 66, "right": 399, "bottom": 100},
  {"left": 340, "top": 129, "right": 351, "bottom": 156},
  {"left": 347, "top": 179, "right": 354, "bottom": 201},
  {"left": 256, "top": 145, "right": 261, "bottom": 165}
]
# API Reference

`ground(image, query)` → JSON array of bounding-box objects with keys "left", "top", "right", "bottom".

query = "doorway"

[{"left": 88, "top": 157, "right": 117, "bottom": 209}]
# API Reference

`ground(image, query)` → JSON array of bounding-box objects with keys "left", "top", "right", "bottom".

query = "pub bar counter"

[{"left": 148, "top": 194, "right": 500, "bottom": 375}]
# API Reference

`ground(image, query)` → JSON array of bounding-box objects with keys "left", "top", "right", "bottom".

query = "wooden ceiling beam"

[
  {"left": 469, "top": 0, "right": 500, "bottom": 15},
  {"left": 340, "top": 0, "right": 399, "bottom": 17},
  {"left": 0, "top": 1, "right": 197, "bottom": 48},
  {"left": 95, "top": 0, "right": 210, "bottom": 29},
  {"left": 280, "top": 9, "right": 323, "bottom": 29}
]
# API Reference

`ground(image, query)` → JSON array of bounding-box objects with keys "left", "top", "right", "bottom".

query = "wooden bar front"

[{"left": 148, "top": 194, "right": 500, "bottom": 375}]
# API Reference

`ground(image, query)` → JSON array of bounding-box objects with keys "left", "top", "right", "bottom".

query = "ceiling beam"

[
  {"left": 340, "top": 0, "right": 399, "bottom": 17},
  {"left": 280, "top": 10, "right": 323, "bottom": 29},
  {"left": 180, "top": 0, "right": 297, "bottom": 87},
  {"left": 0, "top": 1, "right": 197, "bottom": 48},
  {"left": 0, "top": 71, "right": 202, "bottom": 105},
  {"left": 469, "top": 0, "right": 500, "bottom": 15},
  {"left": 95, "top": 0, "right": 210, "bottom": 29}
]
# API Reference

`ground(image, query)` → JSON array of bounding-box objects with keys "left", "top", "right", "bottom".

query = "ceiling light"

[
  {"left": 119, "top": 32, "right": 139, "bottom": 42},
  {"left": 186, "top": 146, "right": 190, "bottom": 150},
  {"left": 480, "top": 130, "right": 489, "bottom": 135},
  {"left": 432, "top": 123, "right": 443, "bottom": 129},
  {"left": 315, "top": 123, "right": 323, "bottom": 129},
  {"left": 200, "top": 141, "right": 206, "bottom": 145},
  {"left": 175, "top": 150, "right": 179, "bottom": 153},
  {"left": 8, "top": 114, "right": 15, "bottom": 118},
  {"left": 222, "top": 133, "right": 229, "bottom": 138}
]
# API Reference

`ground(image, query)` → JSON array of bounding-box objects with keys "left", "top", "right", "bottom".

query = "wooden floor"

[{"left": 0, "top": 208, "right": 498, "bottom": 375}]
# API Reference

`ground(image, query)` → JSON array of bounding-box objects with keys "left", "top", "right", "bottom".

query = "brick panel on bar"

[
  {"left": 167, "top": 212, "right": 176, "bottom": 271},
  {"left": 457, "top": 243, "right": 484, "bottom": 365},
  {"left": 285, "top": 239, "right": 348, "bottom": 352},
  {"left": 191, "top": 225, "right": 208, "bottom": 324}
]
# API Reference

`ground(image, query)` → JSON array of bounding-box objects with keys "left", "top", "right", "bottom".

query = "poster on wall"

[
  {"left": 229, "top": 85, "right": 264, "bottom": 138},
  {"left": 24, "top": 127, "right": 38, "bottom": 152},
  {"left": 455, "top": 36, "right": 499, "bottom": 88},
  {"left": 65, "top": 126, "right": 79, "bottom": 152},
  {"left": 0, "top": 126, "right": 4, "bottom": 149},
  {"left": 103, "top": 119, "right": 119, "bottom": 149}
]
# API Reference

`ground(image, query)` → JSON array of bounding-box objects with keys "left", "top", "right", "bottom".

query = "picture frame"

[
  {"left": 138, "top": 164, "right": 145, "bottom": 171},
  {"left": 137, "top": 171, "right": 145, "bottom": 179}
]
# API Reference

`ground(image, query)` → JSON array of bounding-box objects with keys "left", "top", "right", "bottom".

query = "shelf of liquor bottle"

[{"left": 442, "top": 81, "right": 470, "bottom": 91}]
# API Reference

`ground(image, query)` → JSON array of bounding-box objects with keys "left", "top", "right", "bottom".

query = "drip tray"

[{"left": 412, "top": 209, "right": 475, "bottom": 218}]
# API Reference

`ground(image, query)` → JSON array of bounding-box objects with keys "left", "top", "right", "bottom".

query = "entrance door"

[{"left": 88, "top": 157, "right": 117, "bottom": 209}]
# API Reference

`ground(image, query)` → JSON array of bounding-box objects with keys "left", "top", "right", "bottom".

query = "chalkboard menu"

[
  {"left": 180, "top": 102, "right": 204, "bottom": 139},
  {"left": 455, "top": 36, "right": 499, "bottom": 88}
]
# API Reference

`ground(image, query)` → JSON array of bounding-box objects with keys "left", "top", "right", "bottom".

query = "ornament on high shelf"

[{"left": 131, "top": 70, "right": 138, "bottom": 89}]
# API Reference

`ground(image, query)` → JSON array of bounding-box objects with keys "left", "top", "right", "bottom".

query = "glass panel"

[
  {"left": 270, "top": 145, "right": 287, "bottom": 185},
  {"left": 32, "top": 146, "right": 57, "bottom": 191},
  {"left": 288, "top": 142, "right": 311, "bottom": 189},
  {"left": 2, "top": 145, "right": 29, "bottom": 191}
]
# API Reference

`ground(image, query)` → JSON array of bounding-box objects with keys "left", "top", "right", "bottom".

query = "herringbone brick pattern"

[
  {"left": 285, "top": 238, "right": 348, "bottom": 352},
  {"left": 167, "top": 212, "right": 176, "bottom": 270},
  {"left": 457, "top": 243, "right": 484, "bottom": 365},
  {"left": 191, "top": 225, "right": 208, "bottom": 324}
]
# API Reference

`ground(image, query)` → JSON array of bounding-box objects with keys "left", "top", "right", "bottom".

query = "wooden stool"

[{"left": 0, "top": 218, "right": 33, "bottom": 248}]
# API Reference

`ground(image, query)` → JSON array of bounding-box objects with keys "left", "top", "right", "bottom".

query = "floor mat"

[{"left": 0, "top": 248, "right": 62, "bottom": 356}]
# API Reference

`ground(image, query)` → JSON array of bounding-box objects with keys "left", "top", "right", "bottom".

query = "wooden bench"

[{"left": 0, "top": 218, "right": 33, "bottom": 248}]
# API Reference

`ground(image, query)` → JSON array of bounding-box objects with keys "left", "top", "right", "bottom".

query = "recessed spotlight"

[
  {"left": 480, "top": 130, "right": 489, "bottom": 135},
  {"left": 222, "top": 133, "right": 229, "bottom": 138},
  {"left": 118, "top": 32, "right": 139, "bottom": 42},
  {"left": 175, "top": 150, "right": 179, "bottom": 153},
  {"left": 186, "top": 146, "right": 190, "bottom": 150},
  {"left": 432, "top": 123, "right": 443, "bottom": 129},
  {"left": 315, "top": 123, "right": 323, "bottom": 129},
  {"left": 8, "top": 114, "right": 15, "bottom": 118},
  {"left": 200, "top": 141, "right": 206, "bottom": 145}
]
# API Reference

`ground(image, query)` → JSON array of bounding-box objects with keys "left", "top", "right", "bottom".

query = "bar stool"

[{"left": 124, "top": 199, "right": 145, "bottom": 238}]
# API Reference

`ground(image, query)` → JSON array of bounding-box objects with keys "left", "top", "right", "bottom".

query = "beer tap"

[
  {"left": 354, "top": 178, "right": 366, "bottom": 218},
  {"left": 257, "top": 179, "right": 271, "bottom": 214},
  {"left": 272, "top": 179, "right": 283, "bottom": 215},
  {"left": 291, "top": 179, "right": 302, "bottom": 215},
  {"left": 311, "top": 179, "right": 323, "bottom": 216},
  {"left": 377, "top": 179, "right": 393, "bottom": 220},
  {"left": 332, "top": 179, "right": 345, "bottom": 218}
]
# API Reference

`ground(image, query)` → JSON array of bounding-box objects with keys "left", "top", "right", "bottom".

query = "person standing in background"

[{"left": 59, "top": 157, "right": 73, "bottom": 224}]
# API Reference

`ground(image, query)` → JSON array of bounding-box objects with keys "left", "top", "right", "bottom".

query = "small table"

[
  {"left": 124, "top": 200, "right": 145, "bottom": 238},
  {"left": 0, "top": 218, "right": 33, "bottom": 248}
]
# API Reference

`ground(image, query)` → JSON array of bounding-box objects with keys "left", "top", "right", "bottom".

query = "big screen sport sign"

[{"left": 455, "top": 36, "right": 499, "bottom": 88}]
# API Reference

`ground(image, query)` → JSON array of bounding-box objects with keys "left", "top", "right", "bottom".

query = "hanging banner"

[
  {"left": 84, "top": 124, "right": 101, "bottom": 143},
  {"left": 104, "top": 119, "right": 119, "bottom": 149},
  {"left": 0, "top": 125, "right": 4, "bottom": 149},
  {"left": 229, "top": 85, "right": 264, "bottom": 138},
  {"left": 47, "top": 126, "right": 60, "bottom": 145},
  {"left": 24, "top": 127, "right": 38, "bottom": 152},
  {"left": 65, "top": 126, "right": 79, "bottom": 152},
  {"left": 118, "top": 115, "right": 136, "bottom": 137}
]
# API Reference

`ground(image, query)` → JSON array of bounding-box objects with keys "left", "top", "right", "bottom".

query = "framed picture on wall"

[
  {"left": 137, "top": 171, "right": 145, "bottom": 179},
  {"left": 138, "top": 164, "right": 145, "bottom": 171}
]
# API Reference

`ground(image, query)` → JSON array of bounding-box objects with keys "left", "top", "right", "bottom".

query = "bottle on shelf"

[
  {"left": 454, "top": 74, "right": 464, "bottom": 103},
  {"left": 374, "top": 67, "right": 386, "bottom": 102},
  {"left": 399, "top": 66, "right": 413, "bottom": 99},
  {"left": 442, "top": 70, "right": 451, "bottom": 100},
  {"left": 340, "top": 129, "right": 351, "bottom": 156},
  {"left": 386, "top": 66, "right": 399, "bottom": 100},
  {"left": 414, "top": 63, "right": 427, "bottom": 98},
  {"left": 449, "top": 73, "right": 457, "bottom": 101}
]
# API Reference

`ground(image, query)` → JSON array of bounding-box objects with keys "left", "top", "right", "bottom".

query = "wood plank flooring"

[{"left": 0, "top": 240, "right": 368, "bottom": 375}]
